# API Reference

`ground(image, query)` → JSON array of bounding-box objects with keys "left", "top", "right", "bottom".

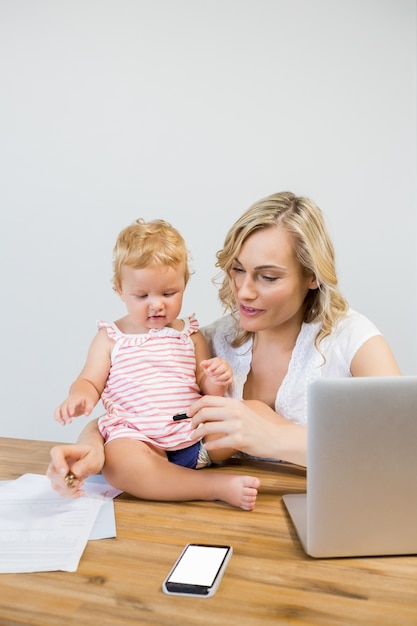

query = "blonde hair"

[
  {"left": 216, "top": 191, "right": 348, "bottom": 348},
  {"left": 113, "top": 219, "right": 191, "bottom": 291}
]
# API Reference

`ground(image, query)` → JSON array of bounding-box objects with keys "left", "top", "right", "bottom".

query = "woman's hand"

[
  {"left": 46, "top": 443, "right": 105, "bottom": 498},
  {"left": 188, "top": 396, "right": 307, "bottom": 467},
  {"left": 188, "top": 396, "right": 279, "bottom": 457}
]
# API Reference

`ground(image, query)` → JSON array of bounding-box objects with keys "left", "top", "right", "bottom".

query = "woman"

[
  {"left": 47, "top": 192, "right": 400, "bottom": 495},
  {"left": 187, "top": 191, "right": 400, "bottom": 466}
]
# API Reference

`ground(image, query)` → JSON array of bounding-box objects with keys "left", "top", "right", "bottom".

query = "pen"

[
  {"left": 65, "top": 472, "right": 75, "bottom": 487},
  {"left": 173, "top": 413, "right": 189, "bottom": 421}
]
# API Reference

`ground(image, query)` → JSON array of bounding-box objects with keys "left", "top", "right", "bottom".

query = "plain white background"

[{"left": 1, "top": 0, "right": 416, "bottom": 443}]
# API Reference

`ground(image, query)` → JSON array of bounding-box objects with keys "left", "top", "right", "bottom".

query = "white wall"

[{"left": 1, "top": 0, "right": 416, "bottom": 443}]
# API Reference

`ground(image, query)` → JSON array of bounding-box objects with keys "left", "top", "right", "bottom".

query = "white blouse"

[{"left": 201, "top": 309, "right": 381, "bottom": 426}]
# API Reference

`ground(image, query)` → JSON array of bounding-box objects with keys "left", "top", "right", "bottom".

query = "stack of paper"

[{"left": 0, "top": 473, "right": 122, "bottom": 573}]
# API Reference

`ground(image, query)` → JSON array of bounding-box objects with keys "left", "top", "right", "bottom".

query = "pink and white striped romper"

[{"left": 97, "top": 315, "right": 203, "bottom": 451}]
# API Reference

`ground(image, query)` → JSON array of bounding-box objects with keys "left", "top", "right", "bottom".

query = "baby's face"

[{"left": 117, "top": 264, "right": 186, "bottom": 332}]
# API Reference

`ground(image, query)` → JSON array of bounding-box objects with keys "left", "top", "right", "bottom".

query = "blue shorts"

[{"left": 167, "top": 441, "right": 210, "bottom": 469}]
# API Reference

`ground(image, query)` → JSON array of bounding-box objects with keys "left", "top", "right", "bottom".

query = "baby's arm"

[
  {"left": 192, "top": 331, "right": 233, "bottom": 396},
  {"left": 54, "top": 329, "right": 113, "bottom": 425},
  {"left": 54, "top": 379, "right": 100, "bottom": 425}
]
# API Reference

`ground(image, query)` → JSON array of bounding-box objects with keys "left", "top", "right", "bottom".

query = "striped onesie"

[{"left": 97, "top": 315, "right": 203, "bottom": 452}]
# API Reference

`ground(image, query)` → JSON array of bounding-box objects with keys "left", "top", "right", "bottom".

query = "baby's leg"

[
  {"left": 202, "top": 433, "right": 237, "bottom": 463},
  {"left": 102, "top": 439, "right": 260, "bottom": 511}
]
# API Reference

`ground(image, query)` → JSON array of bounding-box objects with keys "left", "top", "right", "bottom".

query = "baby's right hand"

[
  {"left": 47, "top": 442, "right": 105, "bottom": 498},
  {"left": 54, "top": 395, "right": 95, "bottom": 425}
]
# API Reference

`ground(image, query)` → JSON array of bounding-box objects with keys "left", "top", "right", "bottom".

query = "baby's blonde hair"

[
  {"left": 215, "top": 191, "right": 348, "bottom": 349},
  {"left": 113, "top": 219, "right": 191, "bottom": 292}
]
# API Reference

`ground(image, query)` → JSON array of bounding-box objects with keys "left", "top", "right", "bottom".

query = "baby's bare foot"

[{"left": 218, "top": 475, "right": 260, "bottom": 511}]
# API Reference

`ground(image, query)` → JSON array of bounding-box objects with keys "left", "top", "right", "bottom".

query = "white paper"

[
  {"left": 84, "top": 473, "right": 123, "bottom": 500},
  {"left": 0, "top": 474, "right": 119, "bottom": 573},
  {"left": 88, "top": 499, "right": 116, "bottom": 540},
  {"left": 0, "top": 475, "right": 120, "bottom": 542},
  {"left": 84, "top": 475, "right": 121, "bottom": 540}
]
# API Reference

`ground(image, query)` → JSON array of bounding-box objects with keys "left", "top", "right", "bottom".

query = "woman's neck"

[{"left": 252, "top": 317, "right": 304, "bottom": 353}]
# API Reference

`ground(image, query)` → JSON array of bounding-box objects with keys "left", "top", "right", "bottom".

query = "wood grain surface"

[{"left": 1, "top": 437, "right": 416, "bottom": 626}]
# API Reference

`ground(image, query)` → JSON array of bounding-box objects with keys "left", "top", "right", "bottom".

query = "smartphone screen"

[{"left": 162, "top": 544, "right": 232, "bottom": 597}]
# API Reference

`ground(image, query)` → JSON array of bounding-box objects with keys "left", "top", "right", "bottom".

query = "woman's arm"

[
  {"left": 47, "top": 419, "right": 106, "bottom": 497},
  {"left": 188, "top": 396, "right": 307, "bottom": 467},
  {"left": 245, "top": 400, "right": 307, "bottom": 466},
  {"left": 189, "top": 331, "right": 401, "bottom": 468},
  {"left": 350, "top": 335, "right": 401, "bottom": 376}
]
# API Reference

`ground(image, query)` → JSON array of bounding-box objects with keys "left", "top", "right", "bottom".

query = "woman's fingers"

[
  {"left": 189, "top": 400, "right": 249, "bottom": 453},
  {"left": 189, "top": 396, "right": 241, "bottom": 421},
  {"left": 202, "top": 433, "right": 237, "bottom": 451}
]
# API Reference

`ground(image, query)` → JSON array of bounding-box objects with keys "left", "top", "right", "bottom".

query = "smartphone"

[{"left": 162, "top": 543, "right": 232, "bottom": 597}]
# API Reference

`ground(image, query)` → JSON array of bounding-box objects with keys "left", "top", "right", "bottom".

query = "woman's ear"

[{"left": 308, "top": 275, "right": 319, "bottom": 290}]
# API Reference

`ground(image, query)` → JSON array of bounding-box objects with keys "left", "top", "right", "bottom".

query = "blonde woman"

[{"left": 189, "top": 191, "right": 400, "bottom": 465}]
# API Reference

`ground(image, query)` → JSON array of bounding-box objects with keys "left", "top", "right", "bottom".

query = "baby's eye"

[{"left": 164, "top": 292, "right": 177, "bottom": 297}]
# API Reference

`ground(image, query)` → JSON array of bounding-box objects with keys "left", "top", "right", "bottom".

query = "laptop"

[{"left": 282, "top": 376, "right": 417, "bottom": 558}]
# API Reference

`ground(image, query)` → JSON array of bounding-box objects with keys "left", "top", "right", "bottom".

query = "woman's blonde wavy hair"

[
  {"left": 113, "top": 218, "right": 191, "bottom": 292},
  {"left": 215, "top": 191, "right": 348, "bottom": 349}
]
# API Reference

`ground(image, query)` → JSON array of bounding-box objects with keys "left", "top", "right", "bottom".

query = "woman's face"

[{"left": 230, "top": 225, "right": 317, "bottom": 334}]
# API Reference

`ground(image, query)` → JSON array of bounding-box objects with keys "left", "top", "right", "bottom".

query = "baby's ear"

[{"left": 113, "top": 281, "right": 123, "bottom": 299}]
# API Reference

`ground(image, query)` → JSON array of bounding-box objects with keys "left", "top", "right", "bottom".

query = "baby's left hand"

[{"left": 200, "top": 357, "right": 233, "bottom": 386}]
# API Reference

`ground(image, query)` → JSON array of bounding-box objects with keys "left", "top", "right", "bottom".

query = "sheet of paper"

[
  {"left": 0, "top": 474, "right": 122, "bottom": 543},
  {"left": 88, "top": 499, "right": 116, "bottom": 540},
  {"left": 84, "top": 475, "right": 121, "bottom": 540},
  {"left": 84, "top": 473, "right": 123, "bottom": 500},
  {"left": 0, "top": 474, "right": 114, "bottom": 573}
]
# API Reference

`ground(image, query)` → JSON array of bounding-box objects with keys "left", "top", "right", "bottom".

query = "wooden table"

[{"left": 1, "top": 437, "right": 416, "bottom": 626}]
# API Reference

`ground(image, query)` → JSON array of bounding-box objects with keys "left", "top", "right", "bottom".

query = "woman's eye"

[
  {"left": 230, "top": 266, "right": 244, "bottom": 274},
  {"left": 261, "top": 275, "right": 278, "bottom": 282}
]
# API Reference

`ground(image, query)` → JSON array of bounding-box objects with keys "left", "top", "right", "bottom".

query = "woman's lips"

[{"left": 239, "top": 304, "right": 264, "bottom": 317}]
